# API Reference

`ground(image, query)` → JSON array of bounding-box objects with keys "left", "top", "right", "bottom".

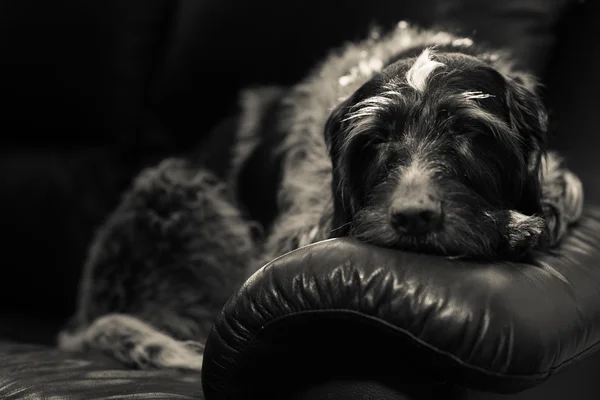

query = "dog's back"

[{"left": 59, "top": 159, "right": 258, "bottom": 369}]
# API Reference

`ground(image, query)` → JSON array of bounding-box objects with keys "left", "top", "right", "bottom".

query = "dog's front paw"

[
  {"left": 506, "top": 211, "right": 546, "bottom": 257},
  {"left": 135, "top": 339, "right": 204, "bottom": 371}
]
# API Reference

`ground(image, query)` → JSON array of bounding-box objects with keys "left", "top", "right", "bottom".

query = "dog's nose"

[{"left": 389, "top": 195, "right": 442, "bottom": 234}]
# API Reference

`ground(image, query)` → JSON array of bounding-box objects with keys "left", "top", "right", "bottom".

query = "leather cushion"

[
  {"left": 202, "top": 206, "right": 600, "bottom": 398},
  {"left": 0, "top": 342, "right": 204, "bottom": 399}
]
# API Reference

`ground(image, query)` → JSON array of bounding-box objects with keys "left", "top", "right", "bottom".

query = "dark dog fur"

[
  {"left": 58, "top": 23, "right": 584, "bottom": 371},
  {"left": 235, "top": 25, "right": 583, "bottom": 265},
  {"left": 59, "top": 159, "right": 258, "bottom": 369}
]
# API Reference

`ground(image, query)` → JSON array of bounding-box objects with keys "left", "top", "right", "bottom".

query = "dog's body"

[
  {"left": 58, "top": 23, "right": 584, "bottom": 371},
  {"left": 235, "top": 23, "right": 583, "bottom": 264}
]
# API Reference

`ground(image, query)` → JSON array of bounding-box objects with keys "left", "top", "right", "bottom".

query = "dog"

[
  {"left": 58, "top": 22, "right": 584, "bottom": 371},
  {"left": 236, "top": 23, "right": 584, "bottom": 265}
]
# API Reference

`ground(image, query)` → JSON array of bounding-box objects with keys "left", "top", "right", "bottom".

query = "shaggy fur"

[
  {"left": 59, "top": 22, "right": 584, "bottom": 371},
  {"left": 59, "top": 159, "right": 257, "bottom": 369},
  {"left": 235, "top": 23, "right": 583, "bottom": 265}
]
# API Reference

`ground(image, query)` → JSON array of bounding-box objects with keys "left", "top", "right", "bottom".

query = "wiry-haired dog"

[
  {"left": 58, "top": 23, "right": 584, "bottom": 371},
  {"left": 238, "top": 23, "right": 584, "bottom": 264}
]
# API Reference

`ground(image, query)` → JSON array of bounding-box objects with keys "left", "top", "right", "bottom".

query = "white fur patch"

[
  {"left": 452, "top": 38, "right": 473, "bottom": 47},
  {"left": 508, "top": 210, "right": 530, "bottom": 230},
  {"left": 507, "top": 210, "right": 544, "bottom": 249},
  {"left": 405, "top": 48, "right": 445, "bottom": 92},
  {"left": 338, "top": 57, "right": 384, "bottom": 87},
  {"left": 462, "top": 91, "right": 493, "bottom": 101}
]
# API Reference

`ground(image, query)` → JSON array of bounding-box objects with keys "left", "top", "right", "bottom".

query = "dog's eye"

[
  {"left": 454, "top": 129, "right": 479, "bottom": 139},
  {"left": 359, "top": 134, "right": 388, "bottom": 150},
  {"left": 447, "top": 119, "right": 481, "bottom": 139}
]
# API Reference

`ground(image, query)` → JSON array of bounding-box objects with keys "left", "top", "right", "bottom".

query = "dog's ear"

[
  {"left": 505, "top": 74, "right": 548, "bottom": 145},
  {"left": 324, "top": 99, "right": 354, "bottom": 237},
  {"left": 324, "top": 77, "right": 380, "bottom": 153},
  {"left": 324, "top": 99, "right": 347, "bottom": 153},
  {"left": 505, "top": 73, "right": 549, "bottom": 214},
  {"left": 324, "top": 78, "right": 386, "bottom": 237}
]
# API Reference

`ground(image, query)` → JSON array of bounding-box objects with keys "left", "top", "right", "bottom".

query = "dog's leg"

[
  {"left": 487, "top": 152, "right": 584, "bottom": 257},
  {"left": 540, "top": 151, "right": 584, "bottom": 247},
  {"left": 58, "top": 313, "right": 205, "bottom": 371},
  {"left": 504, "top": 210, "right": 547, "bottom": 255},
  {"left": 481, "top": 209, "right": 545, "bottom": 258}
]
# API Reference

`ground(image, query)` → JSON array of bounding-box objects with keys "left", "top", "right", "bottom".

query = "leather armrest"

[{"left": 202, "top": 206, "right": 600, "bottom": 399}]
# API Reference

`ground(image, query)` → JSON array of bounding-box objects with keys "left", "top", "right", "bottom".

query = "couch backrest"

[
  {"left": 0, "top": 0, "right": 173, "bottom": 151},
  {"left": 152, "top": 0, "right": 579, "bottom": 131},
  {"left": 1, "top": 0, "right": 590, "bottom": 153},
  {"left": 543, "top": 0, "right": 600, "bottom": 203}
]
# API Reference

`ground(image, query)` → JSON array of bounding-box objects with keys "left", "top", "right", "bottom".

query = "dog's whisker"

[{"left": 330, "top": 221, "right": 353, "bottom": 234}]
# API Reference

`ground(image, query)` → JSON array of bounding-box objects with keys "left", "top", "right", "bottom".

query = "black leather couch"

[{"left": 2, "top": 0, "right": 600, "bottom": 399}]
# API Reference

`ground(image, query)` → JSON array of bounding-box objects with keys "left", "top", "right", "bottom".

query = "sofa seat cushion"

[{"left": 0, "top": 342, "right": 204, "bottom": 399}]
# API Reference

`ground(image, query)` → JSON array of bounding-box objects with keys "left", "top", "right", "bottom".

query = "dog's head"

[{"left": 325, "top": 47, "right": 548, "bottom": 258}]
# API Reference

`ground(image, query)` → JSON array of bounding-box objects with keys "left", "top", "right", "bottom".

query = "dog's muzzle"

[{"left": 389, "top": 184, "right": 443, "bottom": 235}]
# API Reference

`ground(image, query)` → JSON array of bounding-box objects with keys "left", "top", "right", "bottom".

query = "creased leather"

[
  {"left": 202, "top": 206, "right": 600, "bottom": 397},
  {"left": 0, "top": 342, "right": 203, "bottom": 400}
]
